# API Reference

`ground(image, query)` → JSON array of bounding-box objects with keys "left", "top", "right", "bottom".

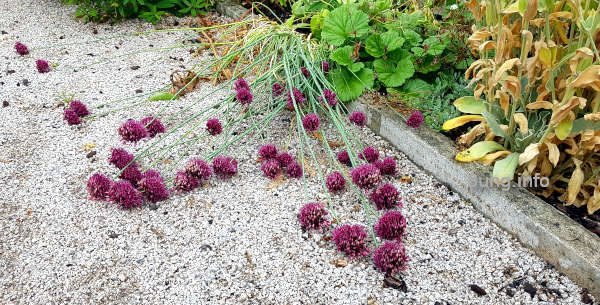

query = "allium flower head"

[
  {"left": 321, "top": 61, "right": 330, "bottom": 73},
  {"left": 276, "top": 152, "right": 294, "bottom": 167},
  {"left": 370, "top": 183, "right": 402, "bottom": 210},
  {"left": 87, "top": 173, "right": 112, "bottom": 200},
  {"left": 36, "top": 59, "right": 51, "bottom": 73},
  {"left": 323, "top": 89, "right": 337, "bottom": 107},
  {"left": 109, "top": 148, "right": 135, "bottom": 169},
  {"left": 234, "top": 78, "right": 250, "bottom": 91},
  {"left": 374, "top": 210, "right": 407, "bottom": 241},
  {"left": 349, "top": 111, "right": 367, "bottom": 127},
  {"left": 236, "top": 88, "right": 253, "bottom": 105},
  {"left": 258, "top": 144, "right": 278, "bottom": 160},
  {"left": 351, "top": 164, "right": 381, "bottom": 189},
  {"left": 359, "top": 146, "right": 380, "bottom": 163},
  {"left": 185, "top": 158, "right": 212, "bottom": 181},
  {"left": 406, "top": 110, "right": 424, "bottom": 128},
  {"left": 119, "top": 119, "right": 148, "bottom": 143},
  {"left": 206, "top": 118, "right": 222, "bottom": 136},
  {"left": 15, "top": 42, "right": 29, "bottom": 55},
  {"left": 301, "top": 66, "right": 310, "bottom": 77},
  {"left": 261, "top": 159, "right": 281, "bottom": 179},
  {"left": 119, "top": 164, "right": 143, "bottom": 186},
  {"left": 302, "top": 113, "right": 320, "bottom": 132},
  {"left": 375, "top": 157, "right": 397, "bottom": 176},
  {"left": 326, "top": 171, "right": 346, "bottom": 193},
  {"left": 68, "top": 100, "right": 90, "bottom": 117},
  {"left": 272, "top": 82, "right": 284, "bottom": 97},
  {"left": 139, "top": 173, "right": 169, "bottom": 203},
  {"left": 174, "top": 170, "right": 200, "bottom": 192},
  {"left": 286, "top": 161, "right": 303, "bottom": 178},
  {"left": 140, "top": 116, "right": 166, "bottom": 137},
  {"left": 373, "top": 241, "right": 409, "bottom": 275},
  {"left": 286, "top": 88, "right": 305, "bottom": 110},
  {"left": 142, "top": 169, "right": 162, "bottom": 179},
  {"left": 63, "top": 109, "right": 81, "bottom": 125},
  {"left": 298, "top": 203, "right": 330, "bottom": 231},
  {"left": 212, "top": 155, "right": 238, "bottom": 178},
  {"left": 337, "top": 150, "right": 352, "bottom": 166},
  {"left": 332, "top": 224, "right": 370, "bottom": 258},
  {"left": 109, "top": 180, "right": 143, "bottom": 209}
]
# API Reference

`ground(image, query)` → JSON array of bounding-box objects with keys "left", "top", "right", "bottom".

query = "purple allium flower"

[
  {"left": 212, "top": 155, "right": 238, "bottom": 178},
  {"left": 36, "top": 59, "right": 50, "bottom": 73},
  {"left": 323, "top": 89, "right": 337, "bottom": 107},
  {"left": 87, "top": 173, "right": 112, "bottom": 200},
  {"left": 14, "top": 42, "right": 29, "bottom": 56},
  {"left": 276, "top": 152, "right": 294, "bottom": 167},
  {"left": 374, "top": 210, "right": 407, "bottom": 241},
  {"left": 301, "top": 66, "right": 310, "bottom": 77},
  {"left": 109, "top": 180, "right": 143, "bottom": 209},
  {"left": 234, "top": 78, "right": 250, "bottom": 91},
  {"left": 373, "top": 241, "right": 409, "bottom": 275},
  {"left": 68, "top": 100, "right": 90, "bottom": 117},
  {"left": 272, "top": 82, "right": 284, "bottom": 97},
  {"left": 119, "top": 164, "right": 143, "bottom": 186},
  {"left": 370, "top": 183, "right": 402, "bottom": 210},
  {"left": 261, "top": 159, "right": 281, "bottom": 179},
  {"left": 108, "top": 148, "right": 135, "bottom": 169},
  {"left": 118, "top": 119, "right": 148, "bottom": 143},
  {"left": 337, "top": 150, "right": 352, "bottom": 166},
  {"left": 302, "top": 113, "right": 320, "bottom": 132},
  {"left": 286, "top": 161, "right": 303, "bottom": 178},
  {"left": 235, "top": 88, "right": 253, "bottom": 105},
  {"left": 286, "top": 88, "right": 305, "bottom": 110},
  {"left": 332, "top": 224, "right": 370, "bottom": 258},
  {"left": 142, "top": 169, "right": 162, "bottom": 179},
  {"left": 326, "top": 171, "right": 346, "bottom": 193},
  {"left": 258, "top": 144, "right": 278, "bottom": 160},
  {"left": 63, "top": 109, "right": 81, "bottom": 125},
  {"left": 375, "top": 157, "right": 397, "bottom": 176},
  {"left": 206, "top": 118, "right": 222, "bottom": 136},
  {"left": 406, "top": 110, "right": 424, "bottom": 128},
  {"left": 298, "top": 202, "right": 330, "bottom": 231},
  {"left": 351, "top": 164, "right": 381, "bottom": 189},
  {"left": 140, "top": 116, "right": 166, "bottom": 138},
  {"left": 139, "top": 172, "right": 169, "bottom": 203},
  {"left": 321, "top": 61, "right": 330, "bottom": 73},
  {"left": 173, "top": 170, "right": 200, "bottom": 192},
  {"left": 359, "top": 146, "right": 380, "bottom": 163},
  {"left": 185, "top": 158, "right": 212, "bottom": 181},
  {"left": 349, "top": 111, "right": 367, "bottom": 127}
]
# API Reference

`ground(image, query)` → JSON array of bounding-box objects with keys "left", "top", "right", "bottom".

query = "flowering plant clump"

[
  {"left": 375, "top": 157, "right": 397, "bottom": 176},
  {"left": 322, "top": 89, "right": 337, "bottom": 107},
  {"left": 351, "top": 164, "right": 381, "bottom": 189},
  {"left": 326, "top": 171, "right": 346, "bottom": 193},
  {"left": 119, "top": 119, "right": 148, "bottom": 143},
  {"left": 302, "top": 113, "right": 320, "bottom": 132},
  {"left": 212, "top": 155, "right": 238, "bottom": 178},
  {"left": 258, "top": 144, "right": 278, "bottom": 160},
  {"left": 14, "top": 42, "right": 29, "bottom": 56},
  {"left": 370, "top": 183, "right": 402, "bottom": 210},
  {"left": 298, "top": 202, "right": 331, "bottom": 231},
  {"left": 87, "top": 173, "right": 112, "bottom": 200},
  {"left": 63, "top": 109, "right": 81, "bottom": 125},
  {"left": 359, "top": 146, "right": 379, "bottom": 163},
  {"left": 68, "top": 100, "right": 90, "bottom": 117},
  {"left": 276, "top": 152, "right": 294, "bottom": 167},
  {"left": 349, "top": 111, "right": 367, "bottom": 127},
  {"left": 36, "top": 59, "right": 51, "bottom": 73},
  {"left": 286, "top": 161, "right": 303, "bottom": 178},
  {"left": 139, "top": 173, "right": 170, "bottom": 203},
  {"left": 108, "top": 148, "right": 135, "bottom": 169},
  {"left": 373, "top": 241, "right": 409, "bottom": 275},
  {"left": 140, "top": 116, "right": 166, "bottom": 138},
  {"left": 235, "top": 88, "right": 253, "bottom": 105},
  {"left": 109, "top": 180, "right": 143, "bottom": 209},
  {"left": 337, "top": 150, "right": 352, "bottom": 166},
  {"left": 234, "top": 78, "right": 249, "bottom": 91},
  {"left": 185, "top": 158, "right": 212, "bottom": 181},
  {"left": 374, "top": 210, "right": 407, "bottom": 241},
  {"left": 261, "top": 159, "right": 281, "bottom": 179},
  {"left": 206, "top": 118, "right": 223, "bottom": 136},
  {"left": 406, "top": 110, "right": 424, "bottom": 128},
  {"left": 332, "top": 224, "right": 370, "bottom": 258},
  {"left": 173, "top": 170, "right": 200, "bottom": 192},
  {"left": 272, "top": 83, "right": 284, "bottom": 97},
  {"left": 286, "top": 88, "right": 305, "bottom": 110}
]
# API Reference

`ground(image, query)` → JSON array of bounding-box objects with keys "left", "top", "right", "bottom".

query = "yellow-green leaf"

[
  {"left": 456, "top": 141, "right": 505, "bottom": 162},
  {"left": 454, "top": 96, "right": 486, "bottom": 114},
  {"left": 442, "top": 115, "right": 485, "bottom": 131},
  {"left": 149, "top": 92, "right": 177, "bottom": 101},
  {"left": 493, "top": 152, "right": 520, "bottom": 180},
  {"left": 555, "top": 118, "right": 573, "bottom": 140}
]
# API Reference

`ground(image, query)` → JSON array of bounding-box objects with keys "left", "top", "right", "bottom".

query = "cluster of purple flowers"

[
  {"left": 257, "top": 144, "right": 302, "bottom": 180},
  {"left": 406, "top": 110, "right": 424, "bottom": 128},
  {"left": 234, "top": 78, "right": 253, "bottom": 105},
  {"left": 206, "top": 118, "right": 222, "bottom": 136},
  {"left": 349, "top": 111, "right": 367, "bottom": 127},
  {"left": 63, "top": 100, "right": 90, "bottom": 126},
  {"left": 302, "top": 113, "right": 320, "bottom": 132},
  {"left": 326, "top": 171, "right": 346, "bottom": 193},
  {"left": 286, "top": 88, "right": 305, "bottom": 110},
  {"left": 298, "top": 202, "right": 330, "bottom": 231},
  {"left": 332, "top": 224, "right": 371, "bottom": 258},
  {"left": 118, "top": 116, "right": 165, "bottom": 143},
  {"left": 13, "top": 41, "right": 52, "bottom": 73},
  {"left": 212, "top": 155, "right": 238, "bottom": 178}
]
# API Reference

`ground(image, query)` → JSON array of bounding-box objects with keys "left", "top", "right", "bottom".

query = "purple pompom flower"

[
  {"left": 374, "top": 210, "right": 407, "bottom": 241},
  {"left": 139, "top": 172, "right": 169, "bottom": 203},
  {"left": 276, "top": 152, "right": 294, "bottom": 167},
  {"left": 142, "top": 169, "right": 162, "bottom": 179},
  {"left": 370, "top": 183, "right": 402, "bottom": 210},
  {"left": 236, "top": 88, "right": 253, "bottom": 105},
  {"left": 140, "top": 116, "right": 166, "bottom": 138},
  {"left": 272, "top": 82, "right": 284, "bottom": 97},
  {"left": 286, "top": 88, "right": 305, "bottom": 110},
  {"left": 349, "top": 111, "right": 367, "bottom": 127},
  {"left": 373, "top": 241, "right": 409, "bottom": 275},
  {"left": 36, "top": 59, "right": 50, "bottom": 73},
  {"left": 108, "top": 148, "right": 135, "bottom": 169},
  {"left": 87, "top": 173, "right": 112, "bottom": 200},
  {"left": 212, "top": 155, "right": 238, "bottom": 178},
  {"left": 302, "top": 113, "right": 320, "bottom": 132},
  {"left": 68, "top": 100, "right": 90, "bottom": 117},
  {"left": 261, "top": 159, "right": 281, "bottom": 179},
  {"left": 63, "top": 109, "right": 81, "bottom": 125},
  {"left": 301, "top": 66, "right": 310, "bottom": 77},
  {"left": 323, "top": 89, "right": 337, "bottom": 107},
  {"left": 337, "top": 150, "right": 352, "bottom": 166},
  {"left": 109, "top": 180, "right": 143, "bottom": 209},
  {"left": 351, "top": 164, "right": 381, "bottom": 189},
  {"left": 234, "top": 78, "right": 250, "bottom": 91},
  {"left": 185, "top": 158, "right": 212, "bottom": 181},
  {"left": 359, "top": 146, "right": 380, "bottom": 163},
  {"left": 174, "top": 170, "right": 200, "bottom": 192},
  {"left": 119, "top": 164, "right": 143, "bottom": 186},
  {"left": 286, "top": 161, "right": 303, "bottom": 178},
  {"left": 298, "top": 203, "right": 330, "bottom": 231},
  {"left": 206, "top": 118, "right": 222, "bottom": 136},
  {"left": 326, "top": 171, "right": 346, "bottom": 193},
  {"left": 15, "top": 42, "right": 29, "bottom": 56},
  {"left": 119, "top": 119, "right": 148, "bottom": 143},
  {"left": 258, "top": 144, "right": 278, "bottom": 160},
  {"left": 375, "top": 157, "right": 397, "bottom": 176},
  {"left": 406, "top": 110, "right": 424, "bottom": 128},
  {"left": 321, "top": 61, "right": 330, "bottom": 73},
  {"left": 332, "top": 224, "right": 370, "bottom": 258}
]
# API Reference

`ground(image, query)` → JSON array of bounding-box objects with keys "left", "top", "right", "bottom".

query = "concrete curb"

[
  {"left": 214, "top": 0, "right": 249, "bottom": 19},
  {"left": 349, "top": 100, "right": 600, "bottom": 298}
]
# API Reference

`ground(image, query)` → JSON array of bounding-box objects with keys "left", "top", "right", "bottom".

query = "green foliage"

[{"left": 64, "top": 0, "right": 211, "bottom": 23}]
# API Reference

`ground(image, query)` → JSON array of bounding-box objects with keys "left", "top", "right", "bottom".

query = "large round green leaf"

[
  {"left": 322, "top": 5, "right": 370, "bottom": 46},
  {"left": 330, "top": 66, "right": 374, "bottom": 101},
  {"left": 373, "top": 57, "right": 414, "bottom": 87}
]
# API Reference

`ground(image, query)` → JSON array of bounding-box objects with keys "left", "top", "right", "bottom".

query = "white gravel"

[{"left": 0, "top": 1, "right": 593, "bottom": 305}]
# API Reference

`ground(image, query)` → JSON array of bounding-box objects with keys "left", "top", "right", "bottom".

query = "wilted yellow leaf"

[
  {"left": 442, "top": 115, "right": 485, "bottom": 131},
  {"left": 494, "top": 58, "right": 520, "bottom": 83},
  {"left": 567, "top": 159, "right": 584, "bottom": 204},
  {"left": 545, "top": 142, "right": 560, "bottom": 166},
  {"left": 583, "top": 112, "right": 600, "bottom": 121},
  {"left": 526, "top": 101, "right": 553, "bottom": 109},
  {"left": 569, "top": 65, "right": 600, "bottom": 91},
  {"left": 456, "top": 141, "right": 505, "bottom": 162},
  {"left": 514, "top": 113, "right": 528, "bottom": 134},
  {"left": 568, "top": 48, "right": 594, "bottom": 74},
  {"left": 519, "top": 143, "right": 540, "bottom": 165},
  {"left": 555, "top": 117, "right": 574, "bottom": 140},
  {"left": 588, "top": 186, "right": 600, "bottom": 214},
  {"left": 480, "top": 150, "right": 511, "bottom": 165},
  {"left": 83, "top": 143, "right": 96, "bottom": 152}
]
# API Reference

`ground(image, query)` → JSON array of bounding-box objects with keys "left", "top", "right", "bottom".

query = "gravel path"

[{"left": 0, "top": 1, "right": 593, "bottom": 305}]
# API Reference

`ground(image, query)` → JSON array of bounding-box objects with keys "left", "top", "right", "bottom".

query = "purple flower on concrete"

[
  {"left": 139, "top": 172, "right": 169, "bottom": 203},
  {"left": 302, "top": 113, "right": 320, "bottom": 132},
  {"left": 63, "top": 109, "right": 81, "bottom": 125},
  {"left": 236, "top": 88, "right": 253, "bottom": 105},
  {"left": 258, "top": 144, "right": 278, "bottom": 160},
  {"left": 370, "top": 183, "right": 401, "bottom": 210},
  {"left": 374, "top": 210, "right": 407, "bottom": 241},
  {"left": 272, "top": 82, "right": 284, "bottom": 97},
  {"left": 36, "top": 59, "right": 51, "bottom": 73},
  {"left": 174, "top": 170, "right": 200, "bottom": 192},
  {"left": 212, "top": 155, "right": 238, "bottom": 178},
  {"left": 301, "top": 66, "right": 310, "bottom": 77},
  {"left": 276, "top": 152, "right": 294, "bottom": 167},
  {"left": 140, "top": 116, "right": 165, "bottom": 138},
  {"left": 323, "top": 89, "right": 337, "bottom": 107},
  {"left": 349, "top": 111, "right": 367, "bottom": 127},
  {"left": 234, "top": 78, "right": 250, "bottom": 91},
  {"left": 119, "top": 119, "right": 148, "bottom": 143},
  {"left": 206, "top": 118, "right": 222, "bottom": 136},
  {"left": 351, "top": 164, "right": 381, "bottom": 189},
  {"left": 69, "top": 100, "right": 90, "bottom": 117},
  {"left": 185, "top": 158, "right": 212, "bottom": 181},
  {"left": 321, "top": 61, "right": 330, "bottom": 73},
  {"left": 326, "top": 171, "right": 346, "bottom": 193},
  {"left": 359, "top": 146, "right": 380, "bottom": 163},
  {"left": 406, "top": 110, "right": 424, "bottom": 128},
  {"left": 119, "top": 164, "right": 143, "bottom": 186},
  {"left": 87, "top": 173, "right": 112, "bottom": 200},
  {"left": 298, "top": 202, "right": 330, "bottom": 231},
  {"left": 109, "top": 180, "right": 143, "bottom": 209},
  {"left": 109, "top": 148, "right": 135, "bottom": 169},
  {"left": 261, "top": 159, "right": 281, "bottom": 179},
  {"left": 375, "top": 157, "right": 397, "bottom": 176},
  {"left": 286, "top": 161, "right": 303, "bottom": 178},
  {"left": 332, "top": 224, "right": 370, "bottom": 258},
  {"left": 15, "top": 42, "right": 29, "bottom": 56},
  {"left": 373, "top": 241, "right": 409, "bottom": 275},
  {"left": 337, "top": 150, "right": 352, "bottom": 166},
  {"left": 286, "top": 88, "right": 305, "bottom": 110}
]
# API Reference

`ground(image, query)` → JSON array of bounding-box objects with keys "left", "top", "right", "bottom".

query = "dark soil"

[{"left": 547, "top": 196, "right": 600, "bottom": 237}]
